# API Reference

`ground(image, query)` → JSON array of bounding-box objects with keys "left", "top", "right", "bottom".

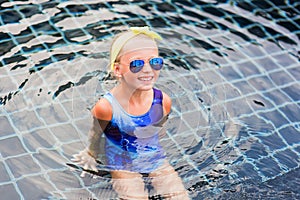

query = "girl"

[{"left": 72, "top": 26, "right": 189, "bottom": 200}]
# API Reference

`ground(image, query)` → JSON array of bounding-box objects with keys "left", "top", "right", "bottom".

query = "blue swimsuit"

[{"left": 102, "top": 88, "right": 166, "bottom": 173}]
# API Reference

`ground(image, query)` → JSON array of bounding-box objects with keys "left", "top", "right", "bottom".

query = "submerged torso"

[{"left": 102, "top": 88, "right": 166, "bottom": 173}]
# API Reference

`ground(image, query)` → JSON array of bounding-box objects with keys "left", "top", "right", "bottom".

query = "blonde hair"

[{"left": 109, "top": 26, "right": 162, "bottom": 71}]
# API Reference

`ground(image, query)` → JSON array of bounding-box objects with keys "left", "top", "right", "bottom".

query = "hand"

[{"left": 71, "top": 149, "right": 98, "bottom": 177}]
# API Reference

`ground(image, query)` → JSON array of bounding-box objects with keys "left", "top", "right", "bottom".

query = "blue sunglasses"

[{"left": 129, "top": 57, "right": 163, "bottom": 73}]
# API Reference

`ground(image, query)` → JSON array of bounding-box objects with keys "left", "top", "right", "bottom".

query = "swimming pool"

[{"left": 0, "top": 0, "right": 299, "bottom": 199}]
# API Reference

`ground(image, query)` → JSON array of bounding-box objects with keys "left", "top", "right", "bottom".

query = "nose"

[{"left": 141, "top": 61, "right": 152, "bottom": 72}]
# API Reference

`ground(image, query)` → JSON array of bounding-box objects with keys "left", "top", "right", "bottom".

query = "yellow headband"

[{"left": 110, "top": 26, "right": 162, "bottom": 71}]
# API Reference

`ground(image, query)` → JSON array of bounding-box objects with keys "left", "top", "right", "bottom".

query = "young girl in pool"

[{"left": 72, "top": 26, "right": 189, "bottom": 199}]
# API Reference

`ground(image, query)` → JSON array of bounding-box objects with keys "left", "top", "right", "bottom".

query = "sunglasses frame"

[{"left": 118, "top": 57, "right": 164, "bottom": 73}]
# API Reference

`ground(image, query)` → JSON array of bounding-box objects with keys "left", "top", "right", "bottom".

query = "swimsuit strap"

[{"left": 152, "top": 88, "right": 163, "bottom": 105}]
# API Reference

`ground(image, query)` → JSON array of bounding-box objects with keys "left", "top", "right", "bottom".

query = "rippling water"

[{"left": 0, "top": 0, "right": 299, "bottom": 199}]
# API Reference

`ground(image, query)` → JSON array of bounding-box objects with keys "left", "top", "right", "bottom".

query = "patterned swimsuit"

[{"left": 102, "top": 88, "right": 166, "bottom": 173}]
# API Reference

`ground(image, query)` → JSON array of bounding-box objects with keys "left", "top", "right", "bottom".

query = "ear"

[{"left": 113, "top": 63, "right": 122, "bottom": 78}]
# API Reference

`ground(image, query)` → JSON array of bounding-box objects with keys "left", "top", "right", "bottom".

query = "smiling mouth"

[{"left": 138, "top": 76, "right": 153, "bottom": 81}]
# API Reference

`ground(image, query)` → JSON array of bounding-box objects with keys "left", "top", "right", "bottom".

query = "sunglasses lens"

[
  {"left": 130, "top": 60, "right": 144, "bottom": 73},
  {"left": 150, "top": 58, "right": 163, "bottom": 70},
  {"left": 129, "top": 58, "right": 163, "bottom": 73}
]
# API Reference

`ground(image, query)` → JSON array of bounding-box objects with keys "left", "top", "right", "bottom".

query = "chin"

[{"left": 136, "top": 84, "right": 154, "bottom": 91}]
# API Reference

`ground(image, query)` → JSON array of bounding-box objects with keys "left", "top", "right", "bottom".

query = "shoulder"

[
  {"left": 92, "top": 97, "right": 112, "bottom": 121},
  {"left": 162, "top": 91, "right": 172, "bottom": 115}
]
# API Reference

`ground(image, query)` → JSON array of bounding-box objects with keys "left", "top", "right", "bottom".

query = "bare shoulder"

[
  {"left": 162, "top": 91, "right": 172, "bottom": 115},
  {"left": 91, "top": 98, "right": 112, "bottom": 121}
]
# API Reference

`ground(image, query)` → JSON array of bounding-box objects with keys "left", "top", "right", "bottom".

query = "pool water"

[{"left": 0, "top": 0, "right": 299, "bottom": 199}]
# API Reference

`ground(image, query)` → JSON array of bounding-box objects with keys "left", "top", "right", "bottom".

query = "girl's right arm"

[
  {"left": 71, "top": 98, "right": 112, "bottom": 176},
  {"left": 87, "top": 97, "right": 112, "bottom": 158}
]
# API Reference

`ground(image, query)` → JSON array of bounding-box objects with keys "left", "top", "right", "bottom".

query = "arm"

[
  {"left": 88, "top": 97, "right": 112, "bottom": 158},
  {"left": 162, "top": 91, "right": 172, "bottom": 116},
  {"left": 71, "top": 98, "right": 112, "bottom": 176},
  {"left": 86, "top": 117, "right": 109, "bottom": 160},
  {"left": 155, "top": 92, "right": 172, "bottom": 138}
]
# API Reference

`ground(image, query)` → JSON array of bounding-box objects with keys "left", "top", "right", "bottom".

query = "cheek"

[
  {"left": 154, "top": 70, "right": 160, "bottom": 77},
  {"left": 119, "top": 65, "right": 131, "bottom": 75}
]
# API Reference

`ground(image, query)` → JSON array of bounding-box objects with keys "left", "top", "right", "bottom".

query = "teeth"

[{"left": 139, "top": 77, "right": 152, "bottom": 81}]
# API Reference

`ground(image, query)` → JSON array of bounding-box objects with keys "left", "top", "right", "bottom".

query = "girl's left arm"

[{"left": 162, "top": 92, "right": 172, "bottom": 116}]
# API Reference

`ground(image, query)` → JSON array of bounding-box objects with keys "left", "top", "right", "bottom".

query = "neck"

[{"left": 112, "top": 84, "right": 153, "bottom": 104}]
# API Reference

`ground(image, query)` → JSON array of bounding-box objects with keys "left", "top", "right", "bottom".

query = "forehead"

[
  {"left": 119, "top": 34, "right": 158, "bottom": 56},
  {"left": 119, "top": 48, "right": 158, "bottom": 61}
]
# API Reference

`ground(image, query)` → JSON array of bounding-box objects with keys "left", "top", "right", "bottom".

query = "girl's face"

[{"left": 115, "top": 36, "right": 161, "bottom": 91}]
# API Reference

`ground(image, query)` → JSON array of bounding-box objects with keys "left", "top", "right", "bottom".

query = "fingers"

[
  {"left": 70, "top": 151, "right": 99, "bottom": 177},
  {"left": 80, "top": 171, "right": 87, "bottom": 177},
  {"left": 91, "top": 163, "right": 98, "bottom": 172}
]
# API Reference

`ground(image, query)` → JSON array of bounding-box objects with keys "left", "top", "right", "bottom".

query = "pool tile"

[
  {"left": 174, "top": 132, "right": 201, "bottom": 152},
  {"left": 0, "top": 65, "right": 8, "bottom": 77},
  {"left": 39, "top": 67, "right": 69, "bottom": 87},
  {"left": 0, "top": 116, "right": 15, "bottom": 137},
  {"left": 63, "top": 189, "right": 97, "bottom": 200},
  {"left": 0, "top": 136, "right": 27, "bottom": 158},
  {"left": 198, "top": 69, "right": 225, "bottom": 86},
  {"left": 235, "top": 60, "right": 261, "bottom": 77},
  {"left": 48, "top": 170, "right": 81, "bottom": 190},
  {"left": 194, "top": 153, "right": 217, "bottom": 172},
  {"left": 50, "top": 123, "right": 81, "bottom": 142},
  {"left": 5, "top": 154, "right": 41, "bottom": 179},
  {"left": 0, "top": 162, "right": 10, "bottom": 183},
  {"left": 175, "top": 74, "right": 204, "bottom": 92},
  {"left": 259, "top": 109, "right": 289, "bottom": 128},
  {"left": 36, "top": 103, "right": 70, "bottom": 125},
  {"left": 9, "top": 109, "right": 44, "bottom": 132},
  {"left": 166, "top": 115, "right": 189, "bottom": 135},
  {"left": 60, "top": 140, "right": 85, "bottom": 157},
  {"left": 61, "top": 99, "right": 91, "bottom": 119},
  {"left": 248, "top": 75, "right": 276, "bottom": 92},
  {"left": 0, "top": 76, "right": 17, "bottom": 95},
  {"left": 257, "top": 132, "right": 287, "bottom": 151},
  {"left": 73, "top": 117, "right": 92, "bottom": 135},
  {"left": 33, "top": 149, "right": 68, "bottom": 170},
  {"left": 90, "top": 188, "right": 118, "bottom": 200},
  {"left": 17, "top": 175, "right": 57, "bottom": 200},
  {"left": 246, "top": 93, "right": 274, "bottom": 111},
  {"left": 22, "top": 128, "right": 57, "bottom": 152},
  {"left": 269, "top": 70, "right": 296, "bottom": 86},
  {"left": 273, "top": 53, "right": 299, "bottom": 67},
  {"left": 232, "top": 80, "right": 256, "bottom": 94},
  {"left": 181, "top": 110, "right": 208, "bottom": 130},
  {"left": 216, "top": 83, "right": 243, "bottom": 100},
  {"left": 274, "top": 149, "right": 299, "bottom": 169},
  {"left": 2, "top": 91, "right": 30, "bottom": 112},
  {"left": 218, "top": 66, "right": 243, "bottom": 82},
  {"left": 255, "top": 56, "right": 281, "bottom": 71},
  {"left": 235, "top": 162, "right": 263, "bottom": 182},
  {"left": 0, "top": 184, "right": 20, "bottom": 199},
  {"left": 255, "top": 156, "right": 282, "bottom": 179},
  {"left": 287, "top": 66, "right": 300, "bottom": 80},
  {"left": 281, "top": 83, "right": 300, "bottom": 102},
  {"left": 263, "top": 89, "right": 294, "bottom": 105},
  {"left": 244, "top": 142, "right": 269, "bottom": 160},
  {"left": 24, "top": 89, "right": 53, "bottom": 107},
  {"left": 279, "top": 126, "right": 300, "bottom": 146},
  {"left": 225, "top": 98, "right": 253, "bottom": 116},
  {"left": 263, "top": 41, "right": 286, "bottom": 55},
  {"left": 279, "top": 103, "right": 300, "bottom": 122}
]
